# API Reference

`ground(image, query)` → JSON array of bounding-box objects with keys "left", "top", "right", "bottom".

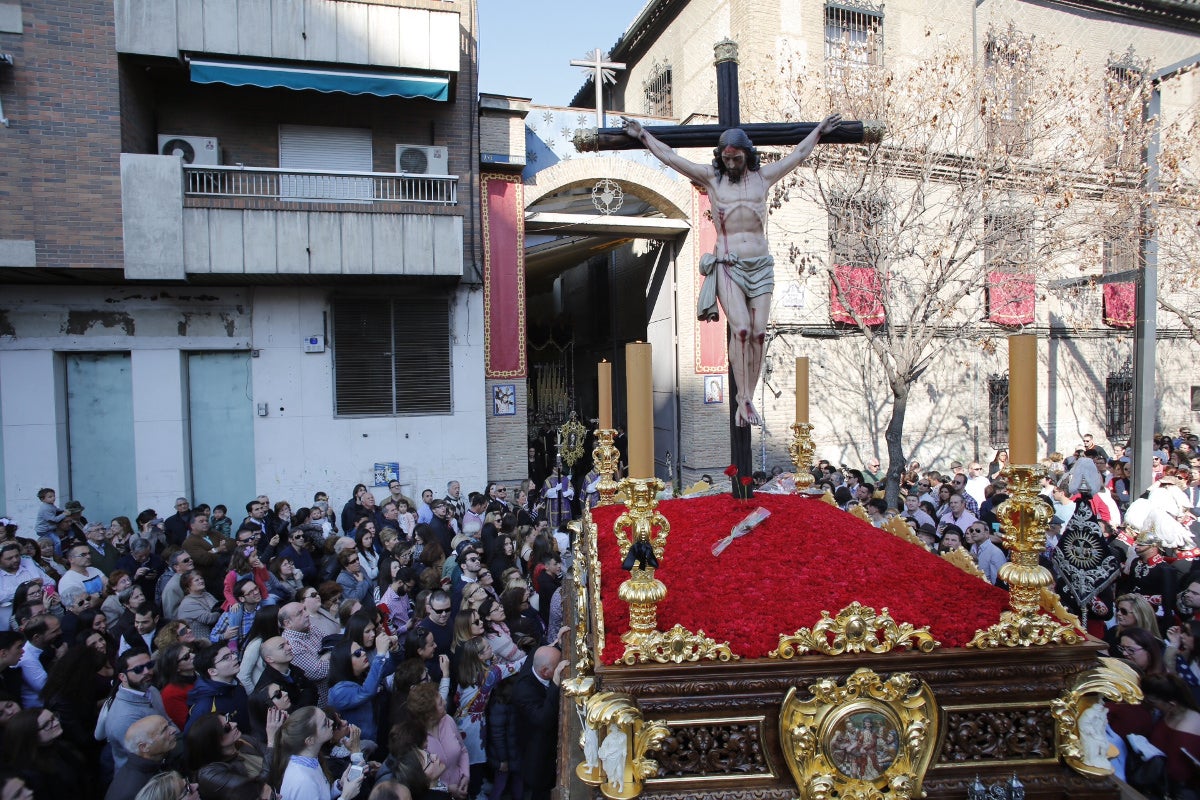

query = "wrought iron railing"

[{"left": 184, "top": 165, "right": 458, "bottom": 206}]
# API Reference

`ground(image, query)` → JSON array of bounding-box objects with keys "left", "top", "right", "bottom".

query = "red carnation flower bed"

[{"left": 590, "top": 494, "right": 1012, "bottom": 664}]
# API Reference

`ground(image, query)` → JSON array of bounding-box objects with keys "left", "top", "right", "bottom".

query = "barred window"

[
  {"left": 1105, "top": 366, "right": 1134, "bottom": 442},
  {"left": 331, "top": 295, "right": 452, "bottom": 416},
  {"left": 984, "top": 211, "right": 1033, "bottom": 271},
  {"left": 984, "top": 34, "right": 1030, "bottom": 155},
  {"left": 825, "top": 3, "right": 883, "bottom": 67},
  {"left": 1105, "top": 53, "right": 1148, "bottom": 171},
  {"left": 643, "top": 62, "right": 672, "bottom": 118},
  {"left": 1103, "top": 207, "right": 1139, "bottom": 276},
  {"left": 988, "top": 375, "right": 1010, "bottom": 450},
  {"left": 829, "top": 196, "right": 885, "bottom": 268}
]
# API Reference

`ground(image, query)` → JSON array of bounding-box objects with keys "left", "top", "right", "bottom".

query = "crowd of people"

[
  {"left": 0, "top": 479, "right": 572, "bottom": 800},
  {"left": 1, "top": 427, "right": 1198, "bottom": 799}
]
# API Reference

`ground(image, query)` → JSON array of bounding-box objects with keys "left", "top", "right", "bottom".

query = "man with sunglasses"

[
  {"left": 965, "top": 523, "right": 1007, "bottom": 585},
  {"left": 100, "top": 648, "right": 169, "bottom": 772},
  {"left": 159, "top": 550, "right": 195, "bottom": 619},
  {"left": 417, "top": 590, "right": 455, "bottom": 659},
  {"left": 185, "top": 645, "right": 248, "bottom": 734}
]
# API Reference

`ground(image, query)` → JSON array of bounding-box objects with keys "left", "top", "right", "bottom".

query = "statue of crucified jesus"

[{"left": 624, "top": 114, "right": 842, "bottom": 426}]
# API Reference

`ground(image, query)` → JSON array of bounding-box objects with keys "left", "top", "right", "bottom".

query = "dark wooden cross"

[{"left": 575, "top": 39, "right": 878, "bottom": 489}]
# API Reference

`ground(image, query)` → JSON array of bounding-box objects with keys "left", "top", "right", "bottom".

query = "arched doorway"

[{"left": 487, "top": 155, "right": 694, "bottom": 490}]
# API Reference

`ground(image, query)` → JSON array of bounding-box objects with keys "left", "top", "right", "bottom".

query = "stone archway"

[
  {"left": 524, "top": 156, "right": 692, "bottom": 220},
  {"left": 482, "top": 155, "right": 701, "bottom": 490},
  {"left": 521, "top": 156, "right": 697, "bottom": 487}
]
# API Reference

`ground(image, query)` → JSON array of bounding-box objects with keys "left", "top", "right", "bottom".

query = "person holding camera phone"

[
  {"left": 116, "top": 537, "right": 167, "bottom": 600},
  {"left": 274, "top": 707, "right": 365, "bottom": 800}
]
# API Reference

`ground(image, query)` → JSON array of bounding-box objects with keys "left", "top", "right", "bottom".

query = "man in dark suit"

[
  {"left": 163, "top": 497, "right": 193, "bottom": 548},
  {"left": 512, "top": 646, "right": 567, "bottom": 800},
  {"left": 253, "top": 635, "right": 319, "bottom": 710}
]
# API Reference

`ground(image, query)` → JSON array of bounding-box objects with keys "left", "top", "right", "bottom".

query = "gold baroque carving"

[
  {"left": 1040, "top": 586, "right": 1083, "bottom": 630},
  {"left": 940, "top": 547, "right": 988, "bottom": 582},
  {"left": 848, "top": 504, "right": 871, "bottom": 523},
  {"left": 788, "top": 423, "right": 816, "bottom": 490},
  {"left": 583, "top": 692, "right": 671, "bottom": 799},
  {"left": 621, "top": 623, "right": 738, "bottom": 665},
  {"left": 1051, "top": 657, "right": 1142, "bottom": 777},
  {"left": 883, "top": 515, "right": 925, "bottom": 548},
  {"left": 584, "top": 505, "right": 605, "bottom": 663},
  {"left": 769, "top": 602, "right": 938, "bottom": 658},
  {"left": 967, "top": 610, "right": 1083, "bottom": 649},
  {"left": 779, "top": 668, "right": 939, "bottom": 800}
]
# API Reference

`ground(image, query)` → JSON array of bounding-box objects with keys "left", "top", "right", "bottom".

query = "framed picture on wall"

[
  {"left": 493, "top": 384, "right": 517, "bottom": 416},
  {"left": 373, "top": 462, "right": 400, "bottom": 487},
  {"left": 704, "top": 375, "right": 724, "bottom": 404}
]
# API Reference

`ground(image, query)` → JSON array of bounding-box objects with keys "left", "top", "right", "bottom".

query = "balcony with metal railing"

[
  {"left": 184, "top": 165, "right": 458, "bottom": 206},
  {"left": 121, "top": 153, "right": 465, "bottom": 280}
]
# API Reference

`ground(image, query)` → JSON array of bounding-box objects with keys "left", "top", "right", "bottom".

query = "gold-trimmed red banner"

[
  {"left": 987, "top": 270, "right": 1035, "bottom": 326},
  {"left": 1103, "top": 282, "right": 1135, "bottom": 329},
  {"left": 482, "top": 173, "right": 527, "bottom": 378}
]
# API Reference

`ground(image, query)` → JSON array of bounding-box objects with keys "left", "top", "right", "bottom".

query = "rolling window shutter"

[
  {"left": 393, "top": 297, "right": 451, "bottom": 413},
  {"left": 279, "top": 125, "right": 373, "bottom": 201},
  {"left": 333, "top": 297, "right": 451, "bottom": 416},
  {"left": 279, "top": 125, "right": 372, "bottom": 171},
  {"left": 333, "top": 299, "right": 394, "bottom": 415}
]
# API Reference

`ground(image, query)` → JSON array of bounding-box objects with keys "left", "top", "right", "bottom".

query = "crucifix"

[
  {"left": 575, "top": 39, "right": 883, "bottom": 488},
  {"left": 570, "top": 48, "right": 627, "bottom": 129}
]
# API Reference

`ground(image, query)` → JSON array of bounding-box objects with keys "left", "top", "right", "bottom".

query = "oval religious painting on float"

[{"left": 827, "top": 710, "right": 900, "bottom": 782}]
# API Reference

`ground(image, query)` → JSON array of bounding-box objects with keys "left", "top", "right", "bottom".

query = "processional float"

[{"left": 561, "top": 334, "right": 1139, "bottom": 800}]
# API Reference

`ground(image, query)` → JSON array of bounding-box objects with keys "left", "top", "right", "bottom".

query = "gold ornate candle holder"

[
  {"left": 968, "top": 464, "right": 1081, "bottom": 648},
  {"left": 788, "top": 422, "right": 816, "bottom": 491},
  {"left": 593, "top": 428, "right": 621, "bottom": 506},
  {"left": 612, "top": 477, "right": 737, "bottom": 664},
  {"left": 613, "top": 477, "right": 669, "bottom": 639}
]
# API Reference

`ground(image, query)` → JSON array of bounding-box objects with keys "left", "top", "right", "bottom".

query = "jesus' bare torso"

[{"left": 624, "top": 115, "right": 842, "bottom": 426}]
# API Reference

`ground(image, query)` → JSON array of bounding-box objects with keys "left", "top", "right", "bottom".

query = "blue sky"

[{"left": 478, "top": 0, "right": 651, "bottom": 106}]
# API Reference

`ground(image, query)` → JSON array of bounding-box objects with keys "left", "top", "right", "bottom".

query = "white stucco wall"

[{"left": 0, "top": 283, "right": 486, "bottom": 529}]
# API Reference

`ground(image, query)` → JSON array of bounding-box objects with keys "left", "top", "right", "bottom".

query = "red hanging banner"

[
  {"left": 986, "top": 270, "right": 1036, "bottom": 326},
  {"left": 481, "top": 174, "right": 527, "bottom": 378},
  {"left": 830, "top": 264, "right": 886, "bottom": 326},
  {"left": 694, "top": 188, "right": 728, "bottom": 374},
  {"left": 1102, "top": 282, "right": 1136, "bottom": 329}
]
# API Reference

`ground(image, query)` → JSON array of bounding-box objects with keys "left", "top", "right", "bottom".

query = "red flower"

[
  {"left": 724, "top": 465, "right": 739, "bottom": 478},
  {"left": 590, "top": 495, "right": 1015, "bottom": 664},
  {"left": 740, "top": 476, "right": 753, "bottom": 486}
]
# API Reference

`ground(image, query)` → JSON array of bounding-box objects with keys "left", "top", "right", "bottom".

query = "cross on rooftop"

[{"left": 570, "top": 48, "right": 626, "bottom": 129}]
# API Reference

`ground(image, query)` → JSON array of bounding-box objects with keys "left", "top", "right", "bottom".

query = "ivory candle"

[
  {"left": 626, "top": 343, "right": 654, "bottom": 479},
  {"left": 1008, "top": 335, "right": 1037, "bottom": 464},
  {"left": 598, "top": 361, "right": 612, "bottom": 430},
  {"left": 795, "top": 357, "right": 810, "bottom": 424}
]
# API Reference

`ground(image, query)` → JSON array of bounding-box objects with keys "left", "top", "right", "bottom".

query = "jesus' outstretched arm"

[{"left": 757, "top": 113, "right": 843, "bottom": 185}]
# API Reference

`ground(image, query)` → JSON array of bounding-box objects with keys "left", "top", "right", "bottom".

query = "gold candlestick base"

[
  {"left": 593, "top": 428, "right": 621, "bottom": 506},
  {"left": 788, "top": 423, "right": 816, "bottom": 491},
  {"left": 968, "top": 463, "right": 1082, "bottom": 648}
]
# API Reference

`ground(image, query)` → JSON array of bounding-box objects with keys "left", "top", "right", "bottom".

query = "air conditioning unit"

[
  {"left": 395, "top": 144, "right": 448, "bottom": 175},
  {"left": 158, "top": 135, "right": 220, "bottom": 166}
]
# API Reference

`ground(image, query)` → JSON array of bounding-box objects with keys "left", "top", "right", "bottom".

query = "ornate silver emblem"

[{"left": 591, "top": 179, "right": 623, "bottom": 215}]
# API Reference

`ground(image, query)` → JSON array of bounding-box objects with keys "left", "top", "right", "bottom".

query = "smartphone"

[{"left": 346, "top": 763, "right": 365, "bottom": 782}]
